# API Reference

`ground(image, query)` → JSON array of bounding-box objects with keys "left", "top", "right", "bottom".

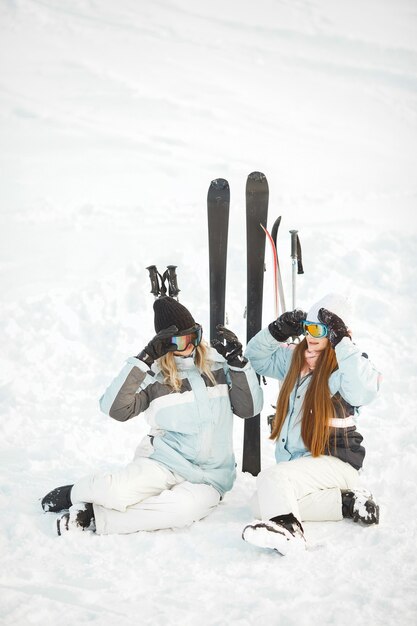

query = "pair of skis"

[
  {"left": 208, "top": 173, "right": 305, "bottom": 475},
  {"left": 207, "top": 172, "right": 269, "bottom": 476}
]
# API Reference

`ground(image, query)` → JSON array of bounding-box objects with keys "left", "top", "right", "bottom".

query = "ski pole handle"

[
  {"left": 296, "top": 235, "right": 304, "bottom": 275},
  {"left": 146, "top": 265, "right": 160, "bottom": 297},
  {"left": 166, "top": 265, "right": 180, "bottom": 299},
  {"left": 290, "top": 229, "right": 298, "bottom": 260}
]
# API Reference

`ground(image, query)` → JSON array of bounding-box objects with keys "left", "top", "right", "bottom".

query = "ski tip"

[
  {"left": 271, "top": 216, "right": 281, "bottom": 242},
  {"left": 210, "top": 178, "right": 229, "bottom": 190},
  {"left": 248, "top": 171, "right": 266, "bottom": 182}
]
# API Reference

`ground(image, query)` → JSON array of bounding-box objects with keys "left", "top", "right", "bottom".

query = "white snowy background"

[{"left": 1, "top": 0, "right": 417, "bottom": 624}]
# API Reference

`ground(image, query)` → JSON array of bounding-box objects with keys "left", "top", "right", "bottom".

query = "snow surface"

[{"left": 1, "top": 0, "right": 417, "bottom": 624}]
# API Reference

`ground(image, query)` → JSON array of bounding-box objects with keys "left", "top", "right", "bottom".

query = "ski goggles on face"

[
  {"left": 302, "top": 320, "right": 328, "bottom": 339},
  {"left": 170, "top": 325, "right": 203, "bottom": 351}
]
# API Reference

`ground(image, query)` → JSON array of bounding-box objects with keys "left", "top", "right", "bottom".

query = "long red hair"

[{"left": 270, "top": 338, "right": 338, "bottom": 456}]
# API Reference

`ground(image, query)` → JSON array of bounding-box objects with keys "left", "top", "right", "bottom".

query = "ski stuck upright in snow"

[{"left": 243, "top": 171, "right": 269, "bottom": 476}]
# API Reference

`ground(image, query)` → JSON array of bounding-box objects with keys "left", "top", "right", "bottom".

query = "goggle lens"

[
  {"left": 170, "top": 326, "right": 202, "bottom": 351},
  {"left": 303, "top": 321, "right": 328, "bottom": 338}
]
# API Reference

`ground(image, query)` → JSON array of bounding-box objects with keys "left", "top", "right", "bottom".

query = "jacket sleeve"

[
  {"left": 334, "top": 337, "right": 382, "bottom": 406},
  {"left": 99, "top": 357, "right": 153, "bottom": 422},
  {"left": 244, "top": 327, "right": 294, "bottom": 380},
  {"left": 226, "top": 359, "right": 264, "bottom": 419}
]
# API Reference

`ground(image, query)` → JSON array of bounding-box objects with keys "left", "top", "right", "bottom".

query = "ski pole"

[
  {"left": 146, "top": 265, "right": 161, "bottom": 298},
  {"left": 296, "top": 234, "right": 304, "bottom": 276},
  {"left": 165, "top": 265, "right": 180, "bottom": 299},
  {"left": 289, "top": 230, "right": 298, "bottom": 309}
]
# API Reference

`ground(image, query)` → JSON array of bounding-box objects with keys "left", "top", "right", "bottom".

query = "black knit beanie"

[{"left": 153, "top": 296, "right": 196, "bottom": 333}]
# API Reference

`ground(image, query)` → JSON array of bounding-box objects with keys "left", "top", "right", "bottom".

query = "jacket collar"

[{"left": 174, "top": 355, "right": 196, "bottom": 370}]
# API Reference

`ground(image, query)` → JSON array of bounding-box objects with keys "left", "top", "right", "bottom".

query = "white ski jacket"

[{"left": 245, "top": 329, "right": 381, "bottom": 469}]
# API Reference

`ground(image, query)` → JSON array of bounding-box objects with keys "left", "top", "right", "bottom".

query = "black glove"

[
  {"left": 268, "top": 309, "right": 306, "bottom": 342},
  {"left": 318, "top": 308, "right": 350, "bottom": 348},
  {"left": 137, "top": 325, "right": 179, "bottom": 367},
  {"left": 211, "top": 324, "right": 248, "bottom": 369}
]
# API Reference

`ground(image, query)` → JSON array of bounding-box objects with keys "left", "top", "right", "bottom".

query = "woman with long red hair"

[{"left": 242, "top": 293, "right": 381, "bottom": 556}]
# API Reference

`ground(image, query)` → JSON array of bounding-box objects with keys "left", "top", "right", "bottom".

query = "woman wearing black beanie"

[{"left": 42, "top": 296, "right": 263, "bottom": 536}]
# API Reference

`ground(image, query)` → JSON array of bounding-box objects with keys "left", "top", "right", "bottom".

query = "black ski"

[
  {"left": 207, "top": 178, "right": 230, "bottom": 340},
  {"left": 243, "top": 171, "right": 269, "bottom": 476}
]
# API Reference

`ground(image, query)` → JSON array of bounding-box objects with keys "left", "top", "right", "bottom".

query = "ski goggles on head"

[
  {"left": 169, "top": 324, "right": 203, "bottom": 351},
  {"left": 302, "top": 320, "right": 328, "bottom": 339}
]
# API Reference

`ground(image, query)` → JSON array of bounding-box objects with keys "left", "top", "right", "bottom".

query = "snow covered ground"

[{"left": 1, "top": 0, "right": 417, "bottom": 624}]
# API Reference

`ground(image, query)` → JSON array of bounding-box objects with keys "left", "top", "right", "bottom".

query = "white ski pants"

[
  {"left": 251, "top": 455, "right": 360, "bottom": 522},
  {"left": 71, "top": 457, "right": 220, "bottom": 535}
]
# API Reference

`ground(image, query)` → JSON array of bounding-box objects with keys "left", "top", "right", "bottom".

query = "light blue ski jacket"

[
  {"left": 245, "top": 329, "right": 381, "bottom": 468},
  {"left": 99, "top": 348, "right": 263, "bottom": 496}
]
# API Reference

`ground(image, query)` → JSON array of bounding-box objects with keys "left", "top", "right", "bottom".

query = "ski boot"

[
  {"left": 342, "top": 489, "right": 379, "bottom": 525},
  {"left": 57, "top": 503, "right": 95, "bottom": 536},
  {"left": 242, "top": 513, "right": 306, "bottom": 556},
  {"left": 42, "top": 484, "right": 73, "bottom": 512}
]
